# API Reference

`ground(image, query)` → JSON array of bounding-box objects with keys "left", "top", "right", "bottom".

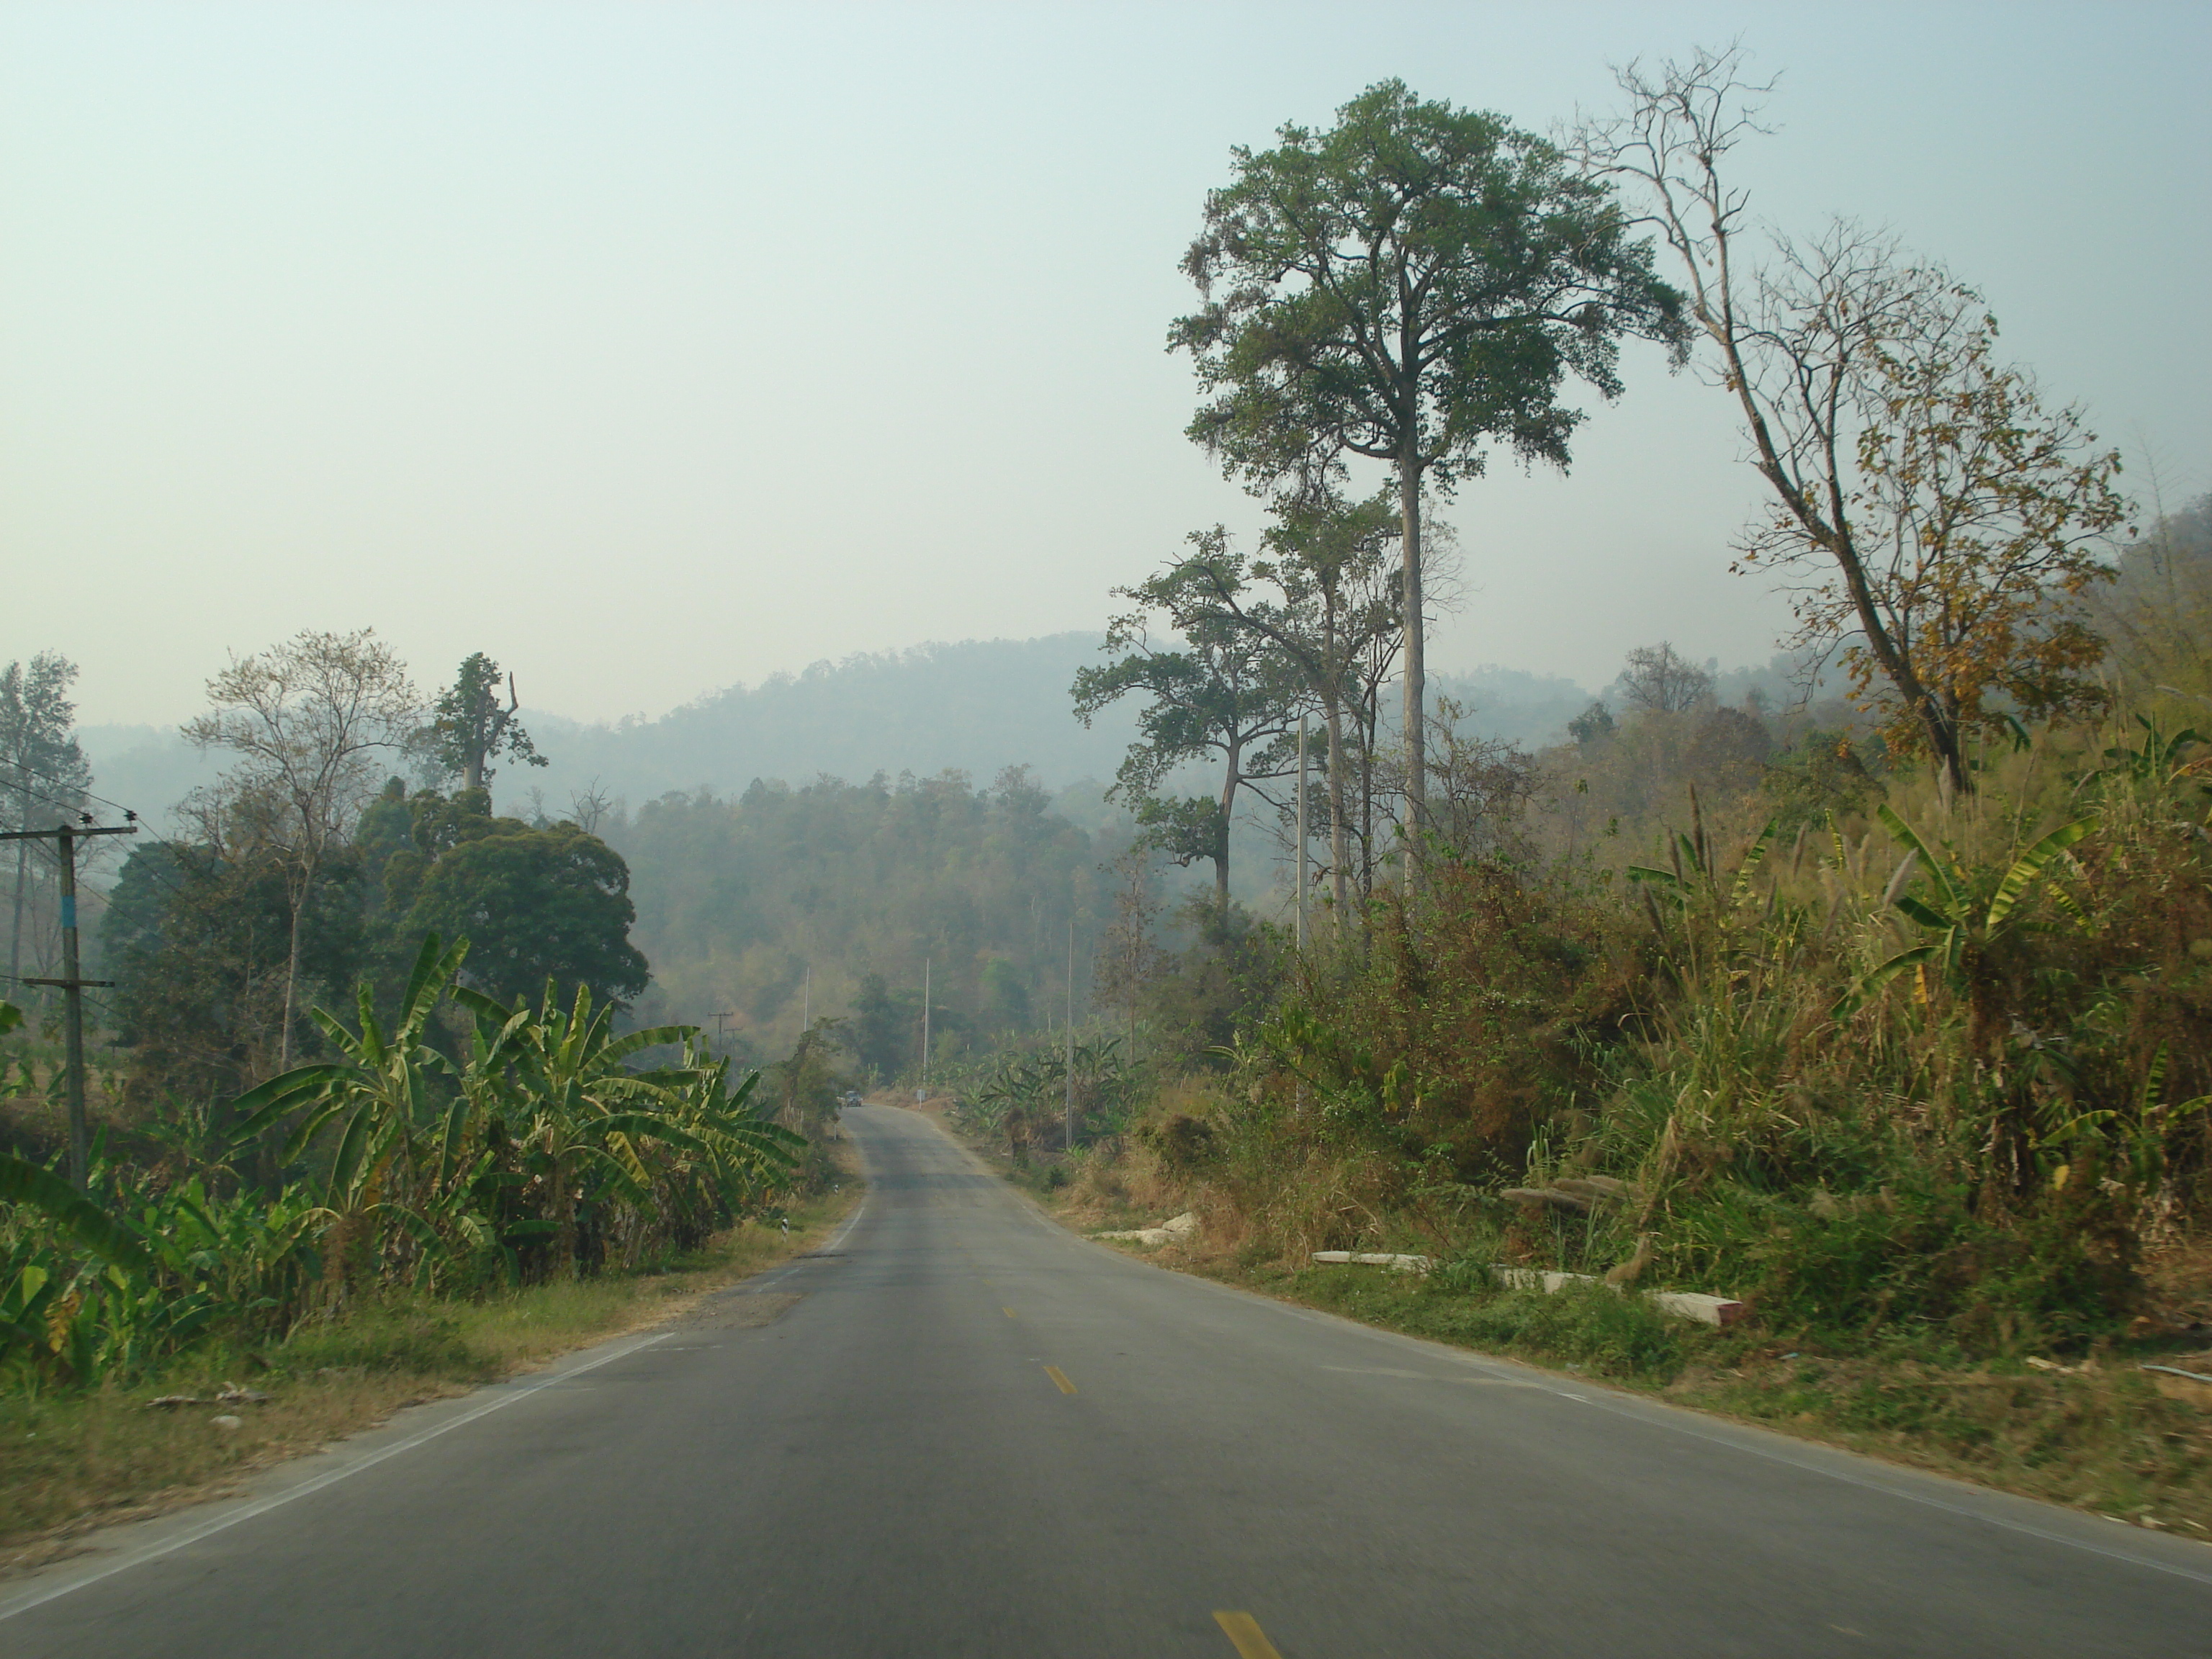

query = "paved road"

[{"left": 7, "top": 1102, "right": 2212, "bottom": 1657}]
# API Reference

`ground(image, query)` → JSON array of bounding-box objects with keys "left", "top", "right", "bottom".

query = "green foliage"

[
  {"left": 1074, "top": 538, "right": 1303, "bottom": 903},
  {"left": 1172, "top": 79, "right": 1686, "bottom": 490},
  {"left": 950, "top": 1033, "right": 1135, "bottom": 1154},
  {"left": 1095, "top": 709, "right": 2212, "bottom": 1360},
  {"left": 407, "top": 819, "right": 648, "bottom": 1009},
  {"left": 421, "top": 652, "right": 547, "bottom": 792},
  {"left": 1, "top": 936, "right": 801, "bottom": 1390},
  {"left": 105, "top": 785, "right": 648, "bottom": 1100}
]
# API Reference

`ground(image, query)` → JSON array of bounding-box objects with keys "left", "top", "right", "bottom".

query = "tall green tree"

[
  {"left": 1176, "top": 491, "right": 1406, "bottom": 916},
  {"left": 424, "top": 652, "right": 547, "bottom": 794},
  {"left": 405, "top": 814, "right": 649, "bottom": 1011},
  {"left": 0, "top": 653, "right": 92, "bottom": 992},
  {"left": 1072, "top": 545, "right": 1303, "bottom": 907},
  {"left": 1172, "top": 80, "right": 1686, "bottom": 874}
]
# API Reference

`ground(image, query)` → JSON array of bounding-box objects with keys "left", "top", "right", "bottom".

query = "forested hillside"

[
  {"left": 607, "top": 768, "right": 1133, "bottom": 1068},
  {"left": 918, "top": 58, "right": 2212, "bottom": 1529}
]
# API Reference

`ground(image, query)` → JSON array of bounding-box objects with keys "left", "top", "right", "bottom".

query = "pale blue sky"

[{"left": 4, "top": 1, "right": 2206, "bottom": 727}]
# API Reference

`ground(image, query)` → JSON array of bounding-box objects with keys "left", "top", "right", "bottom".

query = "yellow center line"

[
  {"left": 1003, "top": 1307, "right": 1017, "bottom": 1318},
  {"left": 1214, "top": 1611, "right": 1283, "bottom": 1658},
  {"left": 1043, "top": 1364, "right": 1076, "bottom": 1395}
]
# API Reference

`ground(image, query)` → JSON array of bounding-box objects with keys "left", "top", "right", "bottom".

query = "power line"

[
  {"left": 0, "top": 750, "right": 151, "bottom": 827},
  {"left": 0, "top": 757, "right": 199, "bottom": 915}
]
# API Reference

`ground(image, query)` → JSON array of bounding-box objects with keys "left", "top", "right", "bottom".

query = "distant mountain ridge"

[
  {"left": 77, "top": 634, "right": 1603, "bottom": 830},
  {"left": 521, "top": 634, "right": 1143, "bottom": 811}
]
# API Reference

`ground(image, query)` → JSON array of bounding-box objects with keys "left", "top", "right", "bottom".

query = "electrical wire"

[{"left": 0, "top": 752, "right": 197, "bottom": 907}]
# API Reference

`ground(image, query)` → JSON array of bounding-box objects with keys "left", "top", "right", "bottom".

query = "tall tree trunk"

[
  {"left": 1398, "top": 448, "right": 1425, "bottom": 893},
  {"left": 1359, "top": 694, "right": 1378, "bottom": 902},
  {"left": 1318, "top": 594, "right": 1350, "bottom": 932},
  {"left": 1215, "top": 739, "right": 1241, "bottom": 912},
  {"left": 280, "top": 851, "right": 319, "bottom": 1069},
  {"left": 1325, "top": 696, "right": 1349, "bottom": 930},
  {"left": 282, "top": 896, "right": 304, "bottom": 1068}
]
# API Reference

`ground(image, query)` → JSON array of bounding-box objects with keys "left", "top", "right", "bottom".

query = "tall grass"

[{"left": 1081, "top": 709, "right": 2212, "bottom": 1359}]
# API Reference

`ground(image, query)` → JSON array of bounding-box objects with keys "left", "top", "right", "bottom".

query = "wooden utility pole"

[
  {"left": 920, "top": 958, "right": 930, "bottom": 1095},
  {"left": 3, "top": 819, "right": 136, "bottom": 1189}
]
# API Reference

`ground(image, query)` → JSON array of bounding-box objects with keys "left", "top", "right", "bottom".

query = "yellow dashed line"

[
  {"left": 1214, "top": 1611, "right": 1283, "bottom": 1658},
  {"left": 1044, "top": 1364, "right": 1076, "bottom": 1395},
  {"left": 1004, "top": 1307, "right": 1017, "bottom": 1318}
]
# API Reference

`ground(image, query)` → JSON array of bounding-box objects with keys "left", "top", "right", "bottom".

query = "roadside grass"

[
  {"left": 1239, "top": 1261, "right": 2212, "bottom": 1537},
  {"left": 0, "top": 1169, "right": 860, "bottom": 1569},
  {"left": 979, "top": 1136, "right": 2212, "bottom": 1542}
]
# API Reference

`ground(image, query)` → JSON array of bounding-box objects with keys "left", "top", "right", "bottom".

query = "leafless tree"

[
  {"left": 1619, "top": 642, "right": 1713, "bottom": 713},
  {"left": 568, "top": 778, "right": 614, "bottom": 836},
  {"left": 183, "top": 630, "right": 419, "bottom": 1066},
  {"left": 1570, "top": 48, "right": 2127, "bottom": 795}
]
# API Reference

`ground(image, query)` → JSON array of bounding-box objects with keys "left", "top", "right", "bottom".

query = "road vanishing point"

[{"left": 6, "top": 1103, "right": 2212, "bottom": 1656}]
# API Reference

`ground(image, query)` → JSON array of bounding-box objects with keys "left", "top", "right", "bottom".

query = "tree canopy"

[
  {"left": 423, "top": 652, "right": 547, "bottom": 793},
  {"left": 1172, "top": 79, "right": 1686, "bottom": 862}
]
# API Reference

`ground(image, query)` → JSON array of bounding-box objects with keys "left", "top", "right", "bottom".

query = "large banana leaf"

[
  {"left": 0, "top": 1154, "right": 156, "bottom": 1276},
  {"left": 1984, "top": 819, "right": 2094, "bottom": 930},
  {"left": 1876, "top": 805, "right": 1963, "bottom": 912}
]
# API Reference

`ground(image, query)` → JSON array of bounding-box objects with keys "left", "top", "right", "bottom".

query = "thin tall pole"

[
  {"left": 1064, "top": 919, "right": 1075, "bottom": 1149},
  {"left": 57, "top": 825, "right": 85, "bottom": 1187},
  {"left": 1295, "top": 716, "right": 1308, "bottom": 953},
  {"left": 802, "top": 966, "right": 811, "bottom": 1029},
  {"left": 5, "top": 820, "right": 133, "bottom": 1190},
  {"left": 921, "top": 957, "right": 930, "bottom": 1092}
]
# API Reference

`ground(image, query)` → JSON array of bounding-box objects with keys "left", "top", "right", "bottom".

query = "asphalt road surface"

[{"left": 7, "top": 1102, "right": 2212, "bottom": 1657}]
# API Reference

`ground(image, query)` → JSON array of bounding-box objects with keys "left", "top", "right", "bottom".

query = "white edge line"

[
  {"left": 868, "top": 1111, "right": 2212, "bottom": 1588},
  {"left": 0, "top": 1179, "right": 876, "bottom": 1624},
  {"left": 1026, "top": 1166, "right": 2212, "bottom": 1591},
  {"left": 0, "top": 1329, "right": 669, "bottom": 1623}
]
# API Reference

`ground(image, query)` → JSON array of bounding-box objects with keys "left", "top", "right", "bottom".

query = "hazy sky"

[{"left": 4, "top": 1, "right": 2206, "bottom": 729}]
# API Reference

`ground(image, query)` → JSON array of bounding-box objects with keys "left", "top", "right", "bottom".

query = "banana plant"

[
  {"left": 1836, "top": 805, "right": 2094, "bottom": 1028},
  {"left": 2089, "top": 714, "right": 2208, "bottom": 795},
  {"left": 455, "top": 978, "right": 698, "bottom": 1275},
  {"left": 230, "top": 934, "right": 475, "bottom": 1291},
  {"left": 0, "top": 1151, "right": 162, "bottom": 1383}
]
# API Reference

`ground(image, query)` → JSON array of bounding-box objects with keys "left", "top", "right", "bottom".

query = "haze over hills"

[{"left": 75, "top": 634, "right": 1610, "bottom": 832}]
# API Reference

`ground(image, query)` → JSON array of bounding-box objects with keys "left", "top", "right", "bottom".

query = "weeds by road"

[
  {"left": 0, "top": 1167, "right": 859, "bottom": 1571},
  {"left": 971, "top": 1131, "right": 2212, "bottom": 1544}
]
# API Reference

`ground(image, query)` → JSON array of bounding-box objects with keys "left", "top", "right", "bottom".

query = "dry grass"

[
  {"left": 1660, "top": 1349, "right": 2212, "bottom": 1536},
  {"left": 0, "top": 1160, "right": 860, "bottom": 1572},
  {"left": 992, "top": 1143, "right": 2212, "bottom": 1541}
]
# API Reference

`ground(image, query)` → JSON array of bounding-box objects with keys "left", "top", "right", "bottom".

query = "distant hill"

[
  {"left": 75, "top": 634, "right": 1606, "bottom": 832},
  {"left": 519, "top": 635, "right": 1143, "bottom": 814}
]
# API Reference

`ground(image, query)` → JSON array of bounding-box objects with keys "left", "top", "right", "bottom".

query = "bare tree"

[
  {"left": 1407, "top": 698, "right": 1539, "bottom": 864},
  {"left": 0, "top": 653, "right": 91, "bottom": 994},
  {"left": 1092, "top": 844, "right": 1169, "bottom": 1058},
  {"left": 183, "top": 630, "right": 419, "bottom": 1066},
  {"left": 568, "top": 778, "right": 613, "bottom": 835},
  {"left": 1619, "top": 642, "right": 1713, "bottom": 713},
  {"left": 1572, "top": 48, "right": 2128, "bottom": 794}
]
